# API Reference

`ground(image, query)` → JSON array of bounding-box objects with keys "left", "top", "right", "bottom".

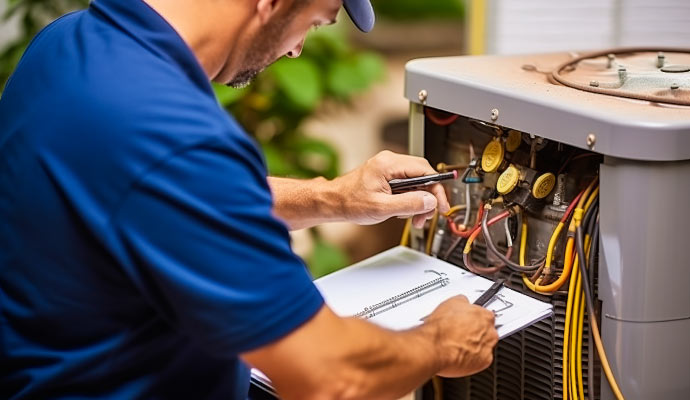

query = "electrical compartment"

[{"left": 404, "top": 49, "right": 690, "bottom": 400}]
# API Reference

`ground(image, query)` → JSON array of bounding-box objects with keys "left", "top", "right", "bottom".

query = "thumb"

[{"left": 385, "top": 191, "right": 437, "bottom": 217}]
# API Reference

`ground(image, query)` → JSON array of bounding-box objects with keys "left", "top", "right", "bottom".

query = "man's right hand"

[{"left": 423, "top": 295, "right": 499, "bottom": 377}]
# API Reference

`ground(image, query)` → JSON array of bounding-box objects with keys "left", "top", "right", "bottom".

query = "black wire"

[
  {"left": 588, "top": 219, "right": 600, "bottom": 306},
  {"left": 576, "top": 224, "right": 599, "bottom": 336},
  {"left": 582, "top": 198, "right": 599, "bottom": 236},
  {"left": 585, "top": 216, "right": 600, "bottom": 400},
  {"left": 482, "top": 208, "right": 541, "bottom": 272}
]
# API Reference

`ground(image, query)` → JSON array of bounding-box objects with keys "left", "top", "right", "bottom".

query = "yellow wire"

[
  {"left": 432, "top": 376, "right": 443, "bottom": 400},
  {"left": 563, "top": 249, "right": 577, "bottom": 400},
  {"left": 523, "top": 179, "right": 598, "bottom": 295},
  {"left": 571, "top": 235, "right": 591, "bottom": 400},
  {"left": 563, "top": 180, "right": 596, "bottom": 400},
  {"left": 576, "top": 295, "right": 586, "bottom": 400},
  {"left": 569, "top": 251, "right": 582, "bottom": 400},
  {"left": 400, "top": 218, "right": 411, "bottom": 247},
  {"left": 444, "top": 204, "right": 467, "bottom": 218},
  {"left": 591, "top": 302, "right": 625, "bottom": 400},
  {"left": 544, "top": 222, "right": 565, "bottom": 273},
  {"left": 583, "top": 187, "right": 600, "bottom": 213},
  {"left": 425, "top": 211, "right": 439, "bottom": 255},
  {"left": 571, "top": 187, "right": 625, "bottom": 400},
  {"left": 519, "top": 214, "right": 528, "bottom": 266}
]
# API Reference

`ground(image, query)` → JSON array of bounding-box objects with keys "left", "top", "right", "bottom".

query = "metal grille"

[{"left": 435, "top": 234, "right": 600, "bottom": 400}]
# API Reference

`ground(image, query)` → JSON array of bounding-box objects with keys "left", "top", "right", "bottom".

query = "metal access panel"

[{"left": 404, "top": 50, "right": 690, "bottom": 399}]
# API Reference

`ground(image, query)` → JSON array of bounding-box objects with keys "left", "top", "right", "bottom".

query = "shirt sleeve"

[{"left": 108, "top": 139, "right": 324, "bottom": 356}]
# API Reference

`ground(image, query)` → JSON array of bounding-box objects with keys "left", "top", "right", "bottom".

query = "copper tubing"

[
  {"left": 482, "top": 208, "right": 541, "bottom": 272},
  {"left": 551, "top": 47, "right": 690, "bottom": 106},
  {"left": 424, "top": 107, "right": 459, "bottom": 126},
  {"left": 463, "top": 246, "right": 513, "bottom": 275},
  {"left": 462, "top": 208, "right": 513, "bottom": 275}
]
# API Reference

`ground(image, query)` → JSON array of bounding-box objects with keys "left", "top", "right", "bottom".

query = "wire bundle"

[{"left": 400, "top": 152, "right": 625, "bottom": 399}]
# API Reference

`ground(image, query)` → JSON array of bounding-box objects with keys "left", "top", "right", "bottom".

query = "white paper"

[
  {"left": 251, "top": 246, "right": 552, "bottom": 394},
  {"left": 314, "top": 246, "right": 552, "bottom": 339}
]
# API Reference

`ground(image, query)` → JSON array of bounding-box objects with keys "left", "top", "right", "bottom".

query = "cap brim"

[{"left": 343, "top": 0, "right": 375, "bottom": 32}]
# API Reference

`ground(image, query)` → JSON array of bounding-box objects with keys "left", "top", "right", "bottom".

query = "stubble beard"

[{"left": 225, "top": 13, "right": 291, "bottom": 88}]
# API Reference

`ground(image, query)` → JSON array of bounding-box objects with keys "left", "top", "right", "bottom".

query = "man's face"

[{"left": 225, "top": 0, "right": 341, "bottom": 88}]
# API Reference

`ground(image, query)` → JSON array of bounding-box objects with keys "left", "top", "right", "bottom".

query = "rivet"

[
  {"left": 418, "top": 89, "right": 428, "bottom": 104},
  {"left": 586, "top": 133, "right": 596, "bottom": 148},
  {"left": 671, "top": 83, "right": 680, "bottom": 90},
  {"left": 589, "top": 80, "right": 599, "bottom": 87},
  {"left": 618, "top": 67, "right": 627, "bottom": 83},
  {"left": 657, "top": 52, "right": 665, "bottom": 68},
  {"left": 607, "top": 53, "right": 615, "bottom": 69},
  {"left": 490, "top": 108, "right": 499, "bottom": 121}
]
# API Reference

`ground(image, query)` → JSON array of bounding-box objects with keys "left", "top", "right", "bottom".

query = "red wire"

[
  {"left": 468, "top": 210, "right": 511, "bottom": 241},
  {"left": 462, "top": 209, "right": 512, "bottom": 275},
  {"left": 560, "top": 190, "right": 585, "bottom": 224},
  {"left": 447, "top": 202, "right": 485, "bottom": 238},
  {"left": 425, "top": 108, "right": 459, "bottom": 126}
]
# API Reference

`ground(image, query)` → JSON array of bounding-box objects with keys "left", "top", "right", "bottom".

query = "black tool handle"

[
  {"left": 388, "top": 171, "right": 456, "bottom": 192},
  {"left": 473, "top": 279, "right": 505, "bottom": 307}
]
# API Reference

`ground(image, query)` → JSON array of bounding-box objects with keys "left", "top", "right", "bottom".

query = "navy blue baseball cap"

[{"left": 343, "top": 0, "right": 375, "bottom": 32}]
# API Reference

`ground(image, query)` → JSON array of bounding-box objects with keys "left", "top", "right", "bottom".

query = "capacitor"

[
  {"left": 481, "top": 138, "right": 505, "bottom": 173},
  {"left": 505, "top": 130, "right": 522, "bottom": 152},
  {"left": 532, "top": 172, "right": 556, "bottom": 199},
  {"left": 497, "top": 164, "right": 520, "bottom": 194}
]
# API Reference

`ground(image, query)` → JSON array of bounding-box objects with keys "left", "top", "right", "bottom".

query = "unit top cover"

[{"left": 405, "top": 49, "right": 690, "bottom": 161}]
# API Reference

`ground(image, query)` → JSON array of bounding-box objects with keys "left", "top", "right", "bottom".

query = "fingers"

[
  {"left": 412, "top": 211, "right": 434, "bottom": 229},
  {"left": 374, "top": 150, "right": 438, "bottom": 180},
  {"left": 428, "top": 183, "right": 450, "bottom": 214},
  {"left": 384, "top": 191, "right": 437, "bottom": 222},
  {"left": 453, "top": 294, "right": 469, "bottom": 303}
]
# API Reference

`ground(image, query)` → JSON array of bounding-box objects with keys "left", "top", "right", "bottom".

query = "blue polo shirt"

[{"left": 0, "top": 0, "right": 324, "bottom": 398}]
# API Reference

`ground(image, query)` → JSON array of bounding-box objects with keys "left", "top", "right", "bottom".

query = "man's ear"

[{"left": 256, "top": 0, "right": 281, "bottom": 25}]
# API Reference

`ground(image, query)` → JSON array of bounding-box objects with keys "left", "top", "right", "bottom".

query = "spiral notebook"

[{"left": 250, "top": 246, "right": 552, "bottom": 396}]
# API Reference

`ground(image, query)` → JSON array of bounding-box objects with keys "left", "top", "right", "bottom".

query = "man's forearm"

[
  {"left": 244, "top": 307, "right": 448, "bottom": 400},
  {"left": 268, "top": 176, "right": 346, "bottom": 230},
  {"left": 318, "top": 315, "right": 444, "bottom": 400}
]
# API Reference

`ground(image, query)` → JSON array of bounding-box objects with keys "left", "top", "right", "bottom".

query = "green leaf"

[
  {"left": 213, "top": 83, "right": 248, "bottom": 107},
  {"left": 354, "top": 52, "right": 385, "bottom": 84},
  {"left": 269, "top": 57, "right": 323, "bottom": 111},
  {"left": 326, "top": 52, "right": 384, "bottom": 98},
  {"left": 307, "top": 238, "right": 349, "bottom": 279}
]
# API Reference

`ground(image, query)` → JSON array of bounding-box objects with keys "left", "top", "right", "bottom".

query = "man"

[{"left": 0, "top": 0, "right": 498, "bottom": 398}]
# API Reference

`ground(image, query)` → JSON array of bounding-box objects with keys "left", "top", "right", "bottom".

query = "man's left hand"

[{"left": 334, "top": 150, "right": 450, "bottom": 228}]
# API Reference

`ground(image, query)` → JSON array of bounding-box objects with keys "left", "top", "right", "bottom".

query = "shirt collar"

[{"left": 90, "top": 0, "right": 214, "bottom": 96}]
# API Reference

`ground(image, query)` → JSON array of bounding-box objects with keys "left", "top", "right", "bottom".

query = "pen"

[
  {"left": 419, "top": 278, "right": 506, "bottom": 322},
  {"left": 473, "top": 279, "right": 505, "bottom": 307},
  {"left": 388, "top": 170, "right": 458, "bottom": 193}
]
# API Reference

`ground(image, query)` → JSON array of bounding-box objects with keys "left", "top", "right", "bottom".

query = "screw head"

[
  {"left": 671, "top": 83, "right": 680, "bottom": 90},
  {"left": 589, "top": 80, "right": 599, "bottom": 87},
  {"left": 418, "top": 89, "right": 428, "bottom": 104},
  {"left": 490, "top": 108, "right": 499, "bottom": 121},
  {"left": 586, "top": 133, "right": 596, "bottom": 148}
]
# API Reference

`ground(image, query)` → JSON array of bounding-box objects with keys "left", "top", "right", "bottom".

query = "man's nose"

[{"left": 286, "top": 39, "right": 305, "bottom": 58}]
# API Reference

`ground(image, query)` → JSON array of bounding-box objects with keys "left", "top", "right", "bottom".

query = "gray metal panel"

[
  {"left": 404, "top": 55, "right": 690, "bottom": 162},
  {"left": 599, "top": 157, "right": 690, "bottom": 399},
  {"left": 600, "top": 319, "right": 690, "bottom": 399},
  {"left": 599, "top": 158, "right": 690, "bottom": 321}
]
